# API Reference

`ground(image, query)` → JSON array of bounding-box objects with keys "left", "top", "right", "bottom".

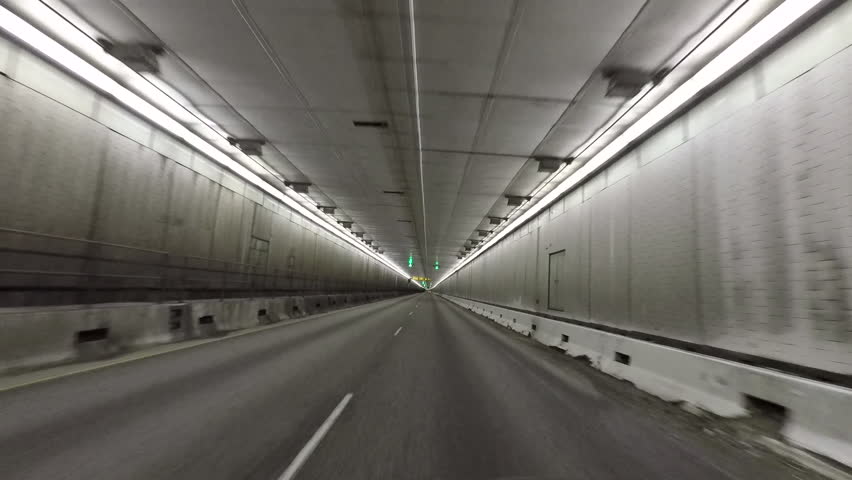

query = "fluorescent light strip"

[
  {"left": 434, "top": 0, "right": 824, "bottom": 288},
  {"left": 408, "top": 0, "right": 429, "bottom": 268},
  {"left": 0, "top": 5, "right": 412, "bottom": 281}
]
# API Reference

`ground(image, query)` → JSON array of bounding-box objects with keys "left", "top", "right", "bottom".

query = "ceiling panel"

[
  {"left": 495, "top": 0, "right": 645, "bottom": 99},
  {"left": 207, "top": 79, "right": 304, "bottom": 108},
  {"left": 419, "top": 93, "right": 483, "bottom": 151},
  {"left": 476, "top": 99, "right": 568, "bottom": 153},
  {"left": 196, "top": 105, "right": 260, "bottom": 138},
  {"left": 65, "top": 0, "right": 739, "bottom": 275},
  {"left": 240, "top": 108, "right": 325, "bottom": 144},
  {"left": 372, "top": 0, "right": 514, "bottom": 23}
]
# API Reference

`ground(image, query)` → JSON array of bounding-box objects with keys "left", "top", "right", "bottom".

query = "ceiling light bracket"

[
  {"left": 284, "top": 181, "right": 311, "bottom": 194},
  {"left": 228, "top": 138, "right": 266, "bottom": 156},
  {"left": 97, "top": 39, "right": 163, "bottom": 73},
  {"left": 535, "top": 156, "right": 570, "bottom": 173},
  {"left": 506, "top": 195, "right": 532, "bottom": 206},
  {"left": 602, "top": 67, "right": 653, "bottom": 98}
]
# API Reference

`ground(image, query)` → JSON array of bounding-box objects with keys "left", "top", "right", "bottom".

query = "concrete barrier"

[
  {"left": 303, "top": 295, "right": 329, "bottom": 315},
  {"left": 329, "top": 294, "right": 346, "bottom": 309},
  {"left": 264, "top": 298, "right": 289, "bottom": 323},
  {"left": 0, "top": 302, "right": 187, "bottom": 372},
  {"left": 288, "top": 296, "right": 307, "bottom": 318},
  {"left": 0, "top": 293, "right": 408, "bottom": 374},
  {"left": 0, "top": 292, "right": 406, "bottom": 375},
  {"left": 439, "top": 294, "right": 852, "bottom": 468}
]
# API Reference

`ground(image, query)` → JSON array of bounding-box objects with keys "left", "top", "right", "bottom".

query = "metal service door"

[{"left": 547, "top": 250, "right": 566, "bottom": 311}]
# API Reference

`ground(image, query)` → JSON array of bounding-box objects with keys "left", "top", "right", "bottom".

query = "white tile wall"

[
  {"left": 0, "top": 31, "right": 404, "bottom": 291},
  {"left": 439, "top": 5, "right": 852, "bottom": 373}
]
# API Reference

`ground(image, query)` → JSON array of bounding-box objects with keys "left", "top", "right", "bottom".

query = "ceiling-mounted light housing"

[
  {"left": 284, "top": 181, "right": 311, "bottom": 194},
  {"left": 506, "top": 195, "right": 532, "bottom": 207},
  {"left": 364, "top": 239, "right": 373, "bottom": 245},
  {"left": 602, "top": 67, "right": 654, "bottom": 98},
  {"left": 478, "top": 230, "right": 489, "bottom": 237},
  {"left": 97, "top": 39, "right": 163, "bottom": 73},
  {"left": 489, "top": 216, "right": 507, "bottom": 225},
  {"left": 469, "top": 240, "right": 480, "bottom": 246},
  {"left": 354, "top": 232, "right": 364, "bottom": 238},
  {"left": 535, "top": 156, "right": 566, "bottom": 173},
  {"left": 318, "top": 205, "right": 336, "bottom": 214},
  {"left": 338, "top": 221, "right": 353, "bottom": 229},
  {"left": 228, "top": 138, "right": 265, "bottom": 157}
]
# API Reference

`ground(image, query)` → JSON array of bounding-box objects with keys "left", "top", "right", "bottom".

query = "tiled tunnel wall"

[
  {"left": 0, "top": 32, "right": 412, "bottom": 307},
  {"left": 437, "top": 3, "right": 852, "bottom": 375}
]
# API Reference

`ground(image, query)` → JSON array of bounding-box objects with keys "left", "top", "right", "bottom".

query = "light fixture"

[
  {"left": 228, "top": 138, "right": 265, "bottom": 157},
  {"left": 0, "top": 4, "right": 415, "bottom": 283},
  {"left": 98, "top": 40, "right": 163, "bottom": 73},
  {"left": 408, "top": 0, "right": 429, "bottom": 264},
  {"left": 285, "top": 181, "right": 311, "bottom": 194},
  {"left": 434, "top": 0, "right": 826, "bottom": 288},
  {"left": 535, "top": 157, "right": 566, "bottom": 173},
  {"left": 506, "top": 195, "right": 531, "bottom": 207},
  {"left": 602, "top": 67, "right": 655, "bottom": 98}
]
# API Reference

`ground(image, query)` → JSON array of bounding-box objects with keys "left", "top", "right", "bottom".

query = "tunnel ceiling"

[{"left": 54, "top": 0, "right": 733, "bottom": 278}]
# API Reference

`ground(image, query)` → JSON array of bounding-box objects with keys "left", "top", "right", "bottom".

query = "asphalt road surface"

[{"left": 0, "top": 293, "right": 819, "bottom": 479}]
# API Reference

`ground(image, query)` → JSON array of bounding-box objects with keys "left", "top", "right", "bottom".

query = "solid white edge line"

[
  {"left": 394, "top": 326, "right": 403, "bottom": 336},
  {"left": 276, "top": 393, "right": 354, "bottom": 480}
]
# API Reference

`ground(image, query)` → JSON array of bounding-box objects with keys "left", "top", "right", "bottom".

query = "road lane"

[
  {"left": 0, "top": 293, "right": 824, "bottom": 480},
  {"left": 0, "top": 295, "right": 416, "bottom": 480},
  {"left": 297, "top": 295, "right": 817, "bottom": 480}
]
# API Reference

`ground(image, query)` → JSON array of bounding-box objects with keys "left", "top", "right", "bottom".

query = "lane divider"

[
  {"left": 277, "top": 393, "right": 354, "bottom": 480},
  {"left": 394, "top": 326, "right": 403, "bottom": 337}
]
